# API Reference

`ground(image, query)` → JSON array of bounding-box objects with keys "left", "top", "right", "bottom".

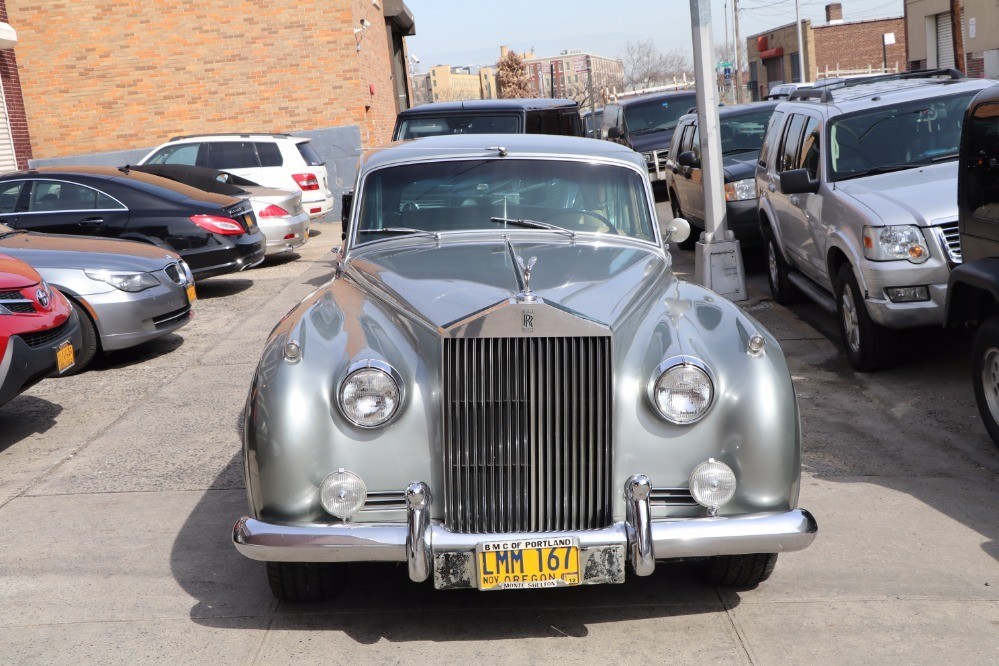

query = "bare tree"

[
  {"left": 496, "top": 50, "right": 532, "bottom": 98},
  {"left": 621, "top": 40, "right": 692, "bottom": 89}
]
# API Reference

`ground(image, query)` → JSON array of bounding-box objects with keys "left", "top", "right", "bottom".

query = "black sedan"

[{"left": 0, "top": 166, "right": 265, "bottom": 279}]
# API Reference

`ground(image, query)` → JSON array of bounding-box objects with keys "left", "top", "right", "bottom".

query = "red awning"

[{"left": 760, "top": 47, "right": 784, "bottom": 60}]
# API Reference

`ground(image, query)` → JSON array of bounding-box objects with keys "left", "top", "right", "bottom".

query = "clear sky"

[{"left": 402, "top": 0, "right": 905, "bottom": 72}]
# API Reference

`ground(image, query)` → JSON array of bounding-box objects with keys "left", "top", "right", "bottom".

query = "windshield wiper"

[
  {"left": 723, "top": 147, "right": 756, "bottom": 155},
  {"left": 358, "top": 227, "right": 440, "bottom": 240},
  {"left": 837, "top": 163, "right": 918, "bottom": 180},
  {"left": 927, "top": 152, "right": 959, "bottom": 162},
  {"left": 490, "top": 217, "right": 576, "bottom": 239}
]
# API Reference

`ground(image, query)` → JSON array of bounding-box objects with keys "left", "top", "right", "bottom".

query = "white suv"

[{"left": 139, "top": 134, "right": 334, "bottom": 219}]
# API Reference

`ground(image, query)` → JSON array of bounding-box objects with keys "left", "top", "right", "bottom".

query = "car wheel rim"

[
  {"left": 981, "top": 348, "right": 999, "bottom": 426},
  {"left": 768, "top": 241, "right": 779, "bottom": 289},
  {"left": 840, "top": 284, "right": 861, "bottom": 354}
]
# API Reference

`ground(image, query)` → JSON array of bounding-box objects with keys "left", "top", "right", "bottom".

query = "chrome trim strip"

[
  {"left": 405, "top": 482, "right": 432, "bottom": 582},
  {"left": 625, "top": 475, "right": 655, "bottom": 576}
]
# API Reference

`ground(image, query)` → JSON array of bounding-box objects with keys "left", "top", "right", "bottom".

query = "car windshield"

[
  {"left": 829, "top": 90, "right": 979, "bottom": 181},
  {"left": 721, "top": 108, "right": 776, "bottom": 154},
  {"left": 356, "top": 159, "right": 656, "bottom": 243},
  {"left": 396, "top": 115, "right": 520, "bottom": 139},
  {"left": 624, "top": 97, "right": 693, "bottom": 135}
]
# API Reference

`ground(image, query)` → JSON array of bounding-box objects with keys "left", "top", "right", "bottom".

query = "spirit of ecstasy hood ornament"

[{"left": 504, "top": 236, "right": 539, "bottom": 302}]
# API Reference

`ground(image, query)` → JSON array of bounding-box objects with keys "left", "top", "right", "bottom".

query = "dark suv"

[
  {"left": 600, "top": 91, "right": 698, "bottom": 187},
  {"left": 945, "top": 83, "right": 999, "bottom": 448},
  {"left": 392, "top": 99, "right": 583, "bottom": 140}
]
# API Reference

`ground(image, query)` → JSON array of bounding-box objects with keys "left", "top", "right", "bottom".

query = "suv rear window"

[
  {"left": 257, "top": 142, "right": 283, "bottom": 167},
  {"left": 296, "top": 142, "right": 324, "bottom": 166}
]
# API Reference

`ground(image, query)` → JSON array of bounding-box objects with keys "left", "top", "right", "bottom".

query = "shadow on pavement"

[
  {"left": 88, "top": 333, "right": 186, "bottom": 372},
  {"left": 195, "top": 278, "right": 254, "bottom": 299},
  {"left": 0, "top": 394, "right": 62, "bottom": 450}
]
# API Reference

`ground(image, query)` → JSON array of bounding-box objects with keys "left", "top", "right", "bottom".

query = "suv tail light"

[
  {"left": 190, "top": 214, "right": 244, "bottom": 236},
  {"left": 292, "top": 173, "right": 319, "bottom": 191},
  {"left": 258, "top": 204, "right": 290, "bottom": 218}
]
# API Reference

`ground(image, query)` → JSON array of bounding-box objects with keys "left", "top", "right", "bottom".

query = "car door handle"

[
  {"left": 768, "top": 182, "right": 777, "bottom": 193},
  {"left": 78, "top": 217, "right": 105, "bottom": 227},
  {"left": 789, "top": 195, "right": 800, "bottom": 205}
]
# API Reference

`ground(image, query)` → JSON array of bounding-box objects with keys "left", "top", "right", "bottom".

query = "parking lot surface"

[{"left": 1, "top": 216, "right": 997, "bottom": 664}]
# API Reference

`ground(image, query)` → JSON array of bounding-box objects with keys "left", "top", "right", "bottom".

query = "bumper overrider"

[{"left": 233, "top": 475, "right": 817, "bottom": 590}]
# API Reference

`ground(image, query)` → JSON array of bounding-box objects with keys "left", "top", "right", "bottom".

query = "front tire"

[
  {"left": 971, "top": 315, "right": 999, "bottom": 449},
  {"left": 835, "top": 264, "right": 897, "bottom": 372},
  {"left": 700, "top": 553, "right": 778, "bottom": 587},
  {"left": 62, "top": 300, "right": 98, "bottom": 375},
  {"left": 266, "top": 562, "right": 346, "bottom": 602}
]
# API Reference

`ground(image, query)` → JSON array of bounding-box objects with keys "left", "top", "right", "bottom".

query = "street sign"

[
  {"left": 574, "top": 57, "right": 588, "bottom": 73},
  {"left": 723, "top": 67, "right": 732, "bottom": 81},
  {"left": 883, "top": 32, "right": 896, "bottom": 45}
]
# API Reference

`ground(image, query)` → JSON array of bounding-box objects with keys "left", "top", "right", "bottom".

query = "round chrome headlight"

[
  {"left": 320, "top": 469, "right": 367, "bottom": 519},
  {"left": 337, "top": 360, "right": 403, "bottom": 428},
  {"left": 649, "top": 357, "right": 714, "bottom": 424},
  {"left": 689, "top": 459, "right": 736, "bottom": 510}
]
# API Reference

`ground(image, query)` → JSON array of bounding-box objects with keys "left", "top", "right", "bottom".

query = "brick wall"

[
  {"left": 0, "top": 0, "right": 32, "bottom": 168},
  {"left": 6, "top": 0, "right": 403, "bottom": 160},
  {"left": 814, "top": 17, "right": 908, "bottom": 76},
  {"left": 967, "top": 53, "right": 985, "bottom": 78}
]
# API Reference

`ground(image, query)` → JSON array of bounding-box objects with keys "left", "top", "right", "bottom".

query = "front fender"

[{"left": 946, "top": 258, "right": 999, "bottom": 325}]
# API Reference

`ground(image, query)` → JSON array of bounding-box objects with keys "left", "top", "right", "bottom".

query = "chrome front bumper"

[{"left": 233, "top": 476, "right": 817, "bottom": 587}]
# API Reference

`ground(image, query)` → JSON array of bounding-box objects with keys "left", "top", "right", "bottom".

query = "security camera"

[
  {"left": 360, "top": 18, "right": 371, "bottom": 28},
  {"left": 410, "top": 54, "right": 420, "bottom": 63}
]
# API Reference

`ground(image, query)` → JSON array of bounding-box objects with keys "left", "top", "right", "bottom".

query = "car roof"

[
  {"left": 610, "top": 90, "right": 698, "bottom": 107},
  {"left": 360, "top": 134, "right": 646, "bottom": 172},
  {"left": 162, "top": 133, "right": 308, "bottom": 143},
  {"left": 0, "top": 166, "right": 240, "bottom": 204},
  {"left": 397, "top": 98, "right": 579, "bottom": 116},
  {"left": 676, "top": 101, "right": 780, "bottom": 124},
  {"left": 781, "top": 71, "right": 994, "bottom": 114}
]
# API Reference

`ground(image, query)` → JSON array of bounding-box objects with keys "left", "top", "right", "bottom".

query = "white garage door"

[
  {"left": 0, "top": 76, "right": 16, "bottom": 174},
  {"left": 935, "top": 10, "right": 965, "bottom": 71}
]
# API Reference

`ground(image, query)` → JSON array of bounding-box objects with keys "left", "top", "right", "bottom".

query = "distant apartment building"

[
  {"left": 746, "top": 3, "right": 907, "bottom": 99},
  {"left": 904, "top": 0, "right": 999, "bottom": 78},
  {"left": 420, "top": 65, "right": 497, "bottom": 103},
  {"left": 516, "top": 47, "right": 625, "bottom": 101}
]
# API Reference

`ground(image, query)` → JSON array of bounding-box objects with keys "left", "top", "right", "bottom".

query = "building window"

[{"left": 789, "top": 53, "right": 801, "bottom": 83}]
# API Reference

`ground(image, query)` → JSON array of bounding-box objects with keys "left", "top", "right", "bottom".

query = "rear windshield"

[
  {"left": 721, "top": 108, "right": 777, "bottom": 155},
  {"left": 296, "top": 141, "right": 324, "bottom": 166},
  {"left": 395, "top": 115, "right": 520, "bottom": 140},
  {"left": 624, "top": 96, "right": 696, "bottom": 135}
]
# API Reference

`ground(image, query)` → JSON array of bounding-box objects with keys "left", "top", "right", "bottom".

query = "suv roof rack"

[
  {"left": 787, "top": 68, "right": 966, "bottom": 103},
  {"left": 167, "top": 133, "right": 293, "bottom": 141}
]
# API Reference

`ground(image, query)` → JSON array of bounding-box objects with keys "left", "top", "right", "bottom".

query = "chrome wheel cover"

[
  {"left": 980, "top": 347, "right": 999, "bottom": 427},
  {"left": 768, "top": 241, "right": 779, "bottom": 290},
  {"left": 840, "top": 283, "right": 861, "bottom": 354}
]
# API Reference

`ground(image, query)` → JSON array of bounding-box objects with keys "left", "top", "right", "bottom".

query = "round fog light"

[
  {"left": 320, "top": 469, "right": 367, "bottom": 519},
  {"left": 689, "top": 459, "right": 736, "bottom": 512}
]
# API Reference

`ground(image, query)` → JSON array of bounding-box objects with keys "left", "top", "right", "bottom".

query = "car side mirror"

[
  {"left": 779, "top": 168, "right": 819, "bottom": 195},
  {"left": 677, "top": 151, "right": 700, "bottom": 169},
  {"left": 665, "top": 217, "right": 691, "bottom": 244},
  {"left": 341, "top": 191, "right": 353, "bottom": 240},
  {"left": 606, "top": 126, "right": 622, "bottom": 140}
]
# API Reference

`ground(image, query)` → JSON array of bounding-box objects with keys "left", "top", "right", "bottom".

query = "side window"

[
  {"left": 206, "top": 142, "right": 259, "bottom": 169},
  {"left": 525, "top": 112, "right": 542, "bottom": 134},
  {"left": 540, "top": 110, "right": 561, "bottom": 134},
  {"left": 758, "top": 110, "right": 785, "bottom": 167},
  {"left": 798, "top": 117, "right": 821, "bottom": 180},
  {"left": 559, "top": 111, "right": 581, "bottom": 136},
  {"left": 255, "top": 142, "right": 283, "bottom": 167},
  {"left": 147, "top": 144, "right": 199, "bottom": 165},
  {"left": 0, "top": 181, "right": 23, "bottom": 213},
  {"left": 967, "top": 102, "right": 999, "bottom": 222},
  {"left": 669, "top": 122, "right": 689, "bottom": 157},
  {"left": 690, "top": 125, "right": 701, "bottom": 160},
  {"left": 28, "top": 181, "right": 106, "bottom": 211},
  {"left": 777, "top": 113, "right": 807, "bottom": 173}
]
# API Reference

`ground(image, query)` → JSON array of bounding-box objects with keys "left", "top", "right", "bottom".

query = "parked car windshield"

[
  {"left": 396, "top": 115, "right": 520, "bottom": 139},
  {"left": 356, "top": 159, "right": 656, "bottom": 243},
  {"left": 721, "top": 108, "right": 777, "bottom": 154},
  {"left": 624, "top": 97, "right": 693, "bottom": 135},
  {"left": 829, "top": 90, "right": 979, "bottom": 181}
]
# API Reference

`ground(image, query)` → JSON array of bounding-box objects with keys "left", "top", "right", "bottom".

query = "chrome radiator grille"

[{"left": 442, "top": 336, "right": 612, "bottom": 533}]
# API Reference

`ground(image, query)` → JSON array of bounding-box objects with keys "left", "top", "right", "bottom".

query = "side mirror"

[
  {"left": 677, "top": 151, "right": 700, "bottom": 169},
  {"left": 779, "top": 168, "right": 819, "bottom": 195},
  {"left": 665, "top": 217, "right": 691, "bottom": 244},
  {"left": 341, "top": 191, "right": 354, "bottom": 240},
  {"left": 606, "top": 126, "right": 622, "bottom": 140}
]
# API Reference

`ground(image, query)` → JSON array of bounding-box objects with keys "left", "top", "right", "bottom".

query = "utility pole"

[
  {"left": 690, "top": 0, "right": 747, "bottom": 301},
  {"left": 950, "top": 0, "right": 966, "bottom": 74},
  {"left": 794, "top": 0, "right": 807, "bottom": 82},
  {"left": 587, "top": 55, "right": 597, "bottom": 137},
  {"left": 732, "top": 0, "right": 744, "bottom": 103}
]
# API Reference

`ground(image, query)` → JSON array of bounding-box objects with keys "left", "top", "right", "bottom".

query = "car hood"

[
  {"left": 835, "top": 162, "right": 958, "bottom": 226},
  {"left": 0, "top": 252, "right": 40, "bottom": 289},
  {"left": 629, "top": 129, "right": 676, "bottom": 153},
  {"left": 0, "top": 232, "right": 177, "bottom": 271},
  {"left": 346, "top": 236, "right": 670, "bottom": 330},
  {"left": 722, "top": 151, "right": 760, "bottom": 182}
]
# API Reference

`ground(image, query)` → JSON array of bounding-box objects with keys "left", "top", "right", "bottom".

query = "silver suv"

[{"left": 756, "top": 70, "right": 996, "bottom": 371}]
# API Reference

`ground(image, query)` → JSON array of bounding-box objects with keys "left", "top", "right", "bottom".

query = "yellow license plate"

[
  {"left": 56, "top": 340, "right": 75, "bottom": 374},
  {"left": 476, "top": 537, "right": 580, "bottom": 591},
  {"left": 186, "top": 284, "right": 197, "bottom": 302},
  {"left": 244, "top": 214, "right": 256, "bottom": 230}
]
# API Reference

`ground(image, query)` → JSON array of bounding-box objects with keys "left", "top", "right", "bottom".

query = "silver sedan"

[{"left": 0, "top": 223, "right": 194, "bottom": 372}]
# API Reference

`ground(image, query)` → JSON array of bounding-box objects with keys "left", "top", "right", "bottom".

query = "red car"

[{"left": 0, "top": 253, "right": 82, "bottom": 407}]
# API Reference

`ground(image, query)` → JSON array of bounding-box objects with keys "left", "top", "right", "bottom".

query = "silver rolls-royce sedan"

[
  {"left": 234, "top": 134, "right": 817, "bottom": 601},
  {"left": 0, "top": 223, "right": 194, "bottom": 372}
]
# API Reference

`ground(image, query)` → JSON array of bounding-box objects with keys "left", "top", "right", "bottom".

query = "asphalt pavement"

[{"left": 0, "top": 213, "right": 996, "bottom": 664}]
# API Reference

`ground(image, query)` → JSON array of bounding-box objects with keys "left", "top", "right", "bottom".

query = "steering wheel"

[{"left": 543, "top": 209, "right": 618, "bottom": 234}]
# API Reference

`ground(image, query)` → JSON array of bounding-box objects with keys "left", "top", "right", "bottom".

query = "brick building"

[
  {"left": 904, "top": 0, "right": 999, "bottom": 78},
  {"left": 0, "top": 0, "right": 415, "bottom": 179},
  {"left": 519, "top": 48, "right": 625, "bottom": 106},
  {"left": 421, "top": 65, "right": 497, "bottom": 103},
  {"left": 746, "top": 3, "right": 907, "bottom": 100}
]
